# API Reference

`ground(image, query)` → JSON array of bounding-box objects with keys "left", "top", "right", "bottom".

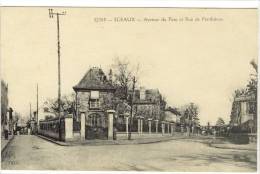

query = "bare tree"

[
  {"left": 111, "top": 56, "right": 141, "bottom": 100},
  {"left": 182, "top": 103, "right": 200, "bottom": 135},
  {"left": 111, "top": 56, "right": 141, "bottom": 140}
]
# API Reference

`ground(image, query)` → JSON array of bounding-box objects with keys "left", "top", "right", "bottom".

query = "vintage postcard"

[{"left": 0, "top": 7, "right": 258, "bottom": 172}]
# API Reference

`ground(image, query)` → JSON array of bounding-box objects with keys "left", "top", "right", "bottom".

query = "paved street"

[{"left": 2, "top": 135, "right": 257, "bottom": 172}]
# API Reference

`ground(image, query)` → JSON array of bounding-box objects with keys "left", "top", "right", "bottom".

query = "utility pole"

[
  {"left": 128, "top": 76, "right": 136, "bottom": 140},
  {"left": 48, "top": 9, "right": 66, "bottom": 141},
  {"left": 36, "top": 84, "right": 39, "bottom": 128},
  {"left": 30, "top": 103, "right": 32, "bottom": 121}
]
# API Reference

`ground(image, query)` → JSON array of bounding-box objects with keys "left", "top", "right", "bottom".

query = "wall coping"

[
  {"left": 124, "top": 113, "right": 130, "bottom": 117},
  {"left": 39, "top": 114, "right": 73, "bottom": 123},
  {"left": 106, "top": 109, "right": 115, "bottom": 113}
]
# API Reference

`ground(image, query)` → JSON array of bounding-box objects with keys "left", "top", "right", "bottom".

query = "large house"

[
  {"left": 132, "top": 87, "right": 163, "bottom": 120},
  {"left": 164, "top": 107, "right": 181, "bottom": 123},
  {"left": 230, "top": 93, "right": 257, "bottom": 133},
  {"left": 73, "top": 67, "right": 116, "bottom": 139},
  {"left": 73, "top": 67, "right": 166, "bottom": 138}
]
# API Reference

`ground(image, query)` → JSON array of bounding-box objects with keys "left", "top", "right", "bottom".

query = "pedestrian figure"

[{"left": 4, "top": 122, "right": 9, "bottom": 140}]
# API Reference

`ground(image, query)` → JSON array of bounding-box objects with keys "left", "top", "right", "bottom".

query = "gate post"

[
  {"left": 107, "top": 110, "right": 115, "bottom": 140},
  {"left": 170, "top": 122, "right": 173, "bottom": 135},
  {"left": 148, "top": 118, "right": 152, "bottom": 134},
  {"left": 124, "top": 113, "right": 130, "bottom": 137},
  {"left": 80, "top": 112, "right": 86, "bottom": 141},
  {"left": 161, "top": 121, "right": 165, "bottom": 135},
  {"left": 137, "top": 116, "right": 141, "bottom": 134},
  {"left": 155, "top": 120, "right": 159, "bottom": 134},
  {"left": 140, "top": 116, "right": 144, "bottom": 135},
  {"left": 65, "top": 114, "right": 73, "bottom": 141}
]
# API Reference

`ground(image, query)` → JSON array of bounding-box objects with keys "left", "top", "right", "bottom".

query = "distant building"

[
  {"left": 164, "top": 107, "right": 181, "bottom": 123},
  {"left": 131, "top": 87, "right": 163, "bottom": 120}
]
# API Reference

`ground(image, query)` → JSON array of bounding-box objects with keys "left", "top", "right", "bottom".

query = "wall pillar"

[
  {"left": 124, "top": 113, "right": 130, "bottom": 137},
  {"left": 161, "top": 121, "right": 165, "bottom": 135},
  {"left": 155, "top": 120, "right": 159, "bottom": 134},
  {"left": 65, "top": 114, "right": 73, "bottom": 141},
  {"left": 167, "top": 122, "right": 170, "bottom": 134},
  {"left": 148, "top": 118, "right": 152, "bottom": 134},
  {"left": 107, "top": 110, "right": 115, "bottom": 140},
  {"left": 140, "top": 116, "right": 144, "bottom": 135},
  {"left": 186, "top": 126, "right": 190, "bottom": 136},
  {"left": 137, "top": 117, "right": 141, "bottom": 134},
  {"left": 80, "top": 112, "right": 86, "bottom": 141},
  {"left": 170, "top": 123, "right": 174, "bottom": 135}
]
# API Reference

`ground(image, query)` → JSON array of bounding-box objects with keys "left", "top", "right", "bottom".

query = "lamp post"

[{"left": 48, "top": 9, "right": 66, "bottom": 141}]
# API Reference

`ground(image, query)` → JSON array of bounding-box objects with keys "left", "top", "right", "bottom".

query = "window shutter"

[{"left": 90, "top": 91, "right": 99, "bottom": 99}]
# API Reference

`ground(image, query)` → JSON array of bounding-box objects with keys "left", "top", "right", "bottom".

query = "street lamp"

[{"left": 48, "top": 9, "right": 66, "bottom": 141}]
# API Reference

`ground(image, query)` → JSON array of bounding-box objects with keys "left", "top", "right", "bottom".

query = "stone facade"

[
  {"left": 164, "top": 110, "right": 181, "bottom": 123},
  {"left": 230, "top": 94, "right": 257, "bottom": 133},
  {"left": 73, "top": 67, "right": 116, "bottom": 119},
  {"left": 132, "top": 88, "right": 162, "bottom": 120},
  {"left": 73, "top": 67, "right": 116, "bottom": 140},
  {"left": 76, "top": 91, "right": 114, "bottom": 114},
  {"left": 1, "top": 80, "right": 8, "bottom": 125}
]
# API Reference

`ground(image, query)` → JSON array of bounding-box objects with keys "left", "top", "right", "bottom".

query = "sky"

[{"left": 1, "top": 7, "right": 257, "bottom": 125}]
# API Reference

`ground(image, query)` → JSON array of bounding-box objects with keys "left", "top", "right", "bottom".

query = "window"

[
  {"left": 248, "top": 102, "right": 256, "bottom": 114},
  {"left": 89, "top": 99, "right": 100, "bottom": 109},
  {"left": 89, "top": 91, "right": 100, "bottom": 109}
]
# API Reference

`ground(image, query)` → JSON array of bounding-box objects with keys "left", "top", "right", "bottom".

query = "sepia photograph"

[{"left": 0, "top": 7, "right": 258, "bottom": 172}]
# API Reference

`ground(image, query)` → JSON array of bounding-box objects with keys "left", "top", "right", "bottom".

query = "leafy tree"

[
  {"left": 215, "top": 117, "right": 225, "bottom": 127},
  {"left": 247, "top": 59, "right": 257, "bottom": 96},
  {"left": 43, "top": 93, "right": 76, "bottom": 117}
]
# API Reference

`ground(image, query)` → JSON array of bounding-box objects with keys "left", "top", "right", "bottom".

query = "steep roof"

[
  {"left": 164, "top": 107, "right": 181, "bottom": 116},
  {"left": 73, "top": 67, "right": 115, "bottom": 91}
]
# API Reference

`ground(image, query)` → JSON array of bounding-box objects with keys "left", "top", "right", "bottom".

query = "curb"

[
  {"left": 37, "top": 135, "right": 70, "bottom": 146},
  {"left": 208, "top": 143, "right": 257, "bottom": 151},
  {"left": 1, "top": 135, "right": 15, "bottom": 160},
  {"left": 37, "top": 135, "right": 187, "bottom": 146}
]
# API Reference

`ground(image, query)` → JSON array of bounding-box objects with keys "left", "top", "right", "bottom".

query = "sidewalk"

[
  {"left": 1, "top": 134, "right": 14, "bottom": 153},
  {"left": 37, "top": 134, "right": 187, "bottom": 146}
]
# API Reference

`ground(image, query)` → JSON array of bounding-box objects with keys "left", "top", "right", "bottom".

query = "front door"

[{"left": 85, "top": 113, "right": 108, "bottom": 139}]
